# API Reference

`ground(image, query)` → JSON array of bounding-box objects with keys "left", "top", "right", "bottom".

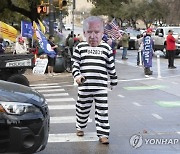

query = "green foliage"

[
  {"left": 88, "top": 0, "right": 170, "bottom": 28},
  {"left": 137, "top": 0, "right": 169, "bottom": 28},
  {"left": 90, "top": 0, "right": 129, "bottom": 18},
  {"left": 0, "top": 0, "right": 41, "bottom": 23}
]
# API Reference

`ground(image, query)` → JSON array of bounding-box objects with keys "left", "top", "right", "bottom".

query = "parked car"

[
  {"left": 0, "top": 53, "right": 35, "bottom": 86},
  {"left": 152, "top": 26, "right": 180, "bottom": 58},
  {"left": 0, "top": 80, "right": 49, "bottom": 153},
  {"left": 117, "top": 30, "right": 141, "bottom": 50},
  {"left": 127, "top": 30, "right": 141, "bottom": 50}
]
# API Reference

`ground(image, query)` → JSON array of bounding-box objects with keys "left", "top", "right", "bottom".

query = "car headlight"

[{"left": 0, "top": 102, "right": 41, "bottom": 115}]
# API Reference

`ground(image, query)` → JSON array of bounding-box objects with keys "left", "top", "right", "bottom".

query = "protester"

[
  {"left": 77, "top": 34, "right": 83, "bottom": 42},
  {"left": 73, "top": 34, "right": 80, "bottom": 46},
  {"left": 14, "top": 37, "right": 29, "bottom": 54},
  {"left": 166, "top": 29, "right": 177, "bottom": 69},
  {"left": 121, "top": 32, "right": 130, "bottom": 60},
  {"left": 102, "top": 34, "right": 117, "bottom": 60},
  {"left": 47, "top": 35, "right": 58, "bottom": 76},
  {"left": 137, "top": 34, "right": 143, "bottom": 65},
  {"left": 142, "top": 28, "right": 154, "bottom": 75},
  {"left": 67, "top": 34, "right": 74, "bottom": 56},
  {"left": 72, "top": 16, "right": 118, "bottom": 144}
]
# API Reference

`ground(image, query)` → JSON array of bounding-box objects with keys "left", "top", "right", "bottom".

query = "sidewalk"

[{"left": 24, "top": 69, "right": 73, "bottom": 84}]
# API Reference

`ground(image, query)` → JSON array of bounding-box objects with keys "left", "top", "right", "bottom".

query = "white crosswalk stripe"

[
  {"left": 43, "top": 93, "right": 69, "bottom": 97},
  {"left": 48, "top": 132, "right": 98, "bottom": 143},
  {"left": 37, "top": 89, "right": 65, "bottom": 93},
  {"left": 30, "top": 83, "right": 97, "bottom": 143},
  {"left": 48, "top": 105, "right": 75, "bottom": 110},
  {"left": 46, "top": 98, "right": 75, "bottom": 102},
  {"left": 50, "top": 116, "right": 92, "bottom": 123},
  {"left": 33, "top": 85, "right": 62, "bottom": 89}
]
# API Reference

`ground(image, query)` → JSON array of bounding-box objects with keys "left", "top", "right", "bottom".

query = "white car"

[
  {"left": 152, "top": 27, "right": 180, "bottom": 57},
  {"left": 64, "top": 24, "right": 72, "bottom": 31}
]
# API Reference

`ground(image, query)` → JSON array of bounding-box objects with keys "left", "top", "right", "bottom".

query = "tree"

[
  {"left": 88, "top": 0, "right": 170, "bottom": 28},
  {"left": 137, "top": 0, "right": 169, "bottom": 28},
  {"left": 161, "top": 0, "right": 180, "bottom": 25},
  {"left": 89, "top": 0, "right": 129, "bottom": 18},
  {"left": 0, "top": 0, "right": 42, "bottom": 23}
]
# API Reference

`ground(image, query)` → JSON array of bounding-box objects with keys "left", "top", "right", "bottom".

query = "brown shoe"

[
  {"left": 76, "top": 130, "right": 84, "bottom": 136},
  {"left": 99, "top": 137, "right": 109, "bottom": 144}
]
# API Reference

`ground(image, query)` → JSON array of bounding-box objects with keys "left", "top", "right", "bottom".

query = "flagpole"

[{"left": 49, "top": 0, "right": 54, "bottom": 36}]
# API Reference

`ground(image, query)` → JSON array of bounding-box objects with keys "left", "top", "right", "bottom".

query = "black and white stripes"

[
  {"left": 72, "top": 41, "right": 118, "bottom": 90},
  {"left": 72, "top": 41, "right": 117, "bottom": 138}
]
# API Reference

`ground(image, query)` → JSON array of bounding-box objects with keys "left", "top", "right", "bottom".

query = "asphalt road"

[{"left": 28, "top": 49, "right": 180, "bottom": 154}]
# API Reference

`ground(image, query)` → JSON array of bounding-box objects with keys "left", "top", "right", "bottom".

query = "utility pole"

[
  {"left": 49, "top": 0, "right": 54, "bottom": 36},
  {"left": 72, "top": 0, "right": 75, "bottom": 39},
  {"left": 59, "top": 10, "right": 63, "bottom": 33}
]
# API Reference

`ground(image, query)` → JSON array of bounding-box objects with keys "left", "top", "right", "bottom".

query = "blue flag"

[
  {"left": 142, "top": 36, "right": 154, "bottom": 67},
  {"left": 35, "top": 29, "right": 56, "bottom": 58},
  {"left": 21, "top": 21, "right": 33, "bottom": 38}
]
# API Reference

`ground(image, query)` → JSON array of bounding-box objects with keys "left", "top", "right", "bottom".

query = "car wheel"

[{"left": 7, "top": 74, "right": 29, "bottom": 86}]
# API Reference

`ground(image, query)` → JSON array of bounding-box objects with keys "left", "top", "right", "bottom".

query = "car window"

[
  {"left": 172, "top": 28, "right": 180, "bottom": 34},
  {"left": 155, "top": 29, "right": 160, "bottom": 35},
  {"left": 126, "top": 30, "right": 140, "bottom": 37},
  {"left": 160, "top": 29, "right": 164, "bottom": 35}
]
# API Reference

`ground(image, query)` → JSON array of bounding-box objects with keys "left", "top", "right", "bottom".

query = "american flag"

[
  {"left": 104, "top": 18, "right": 121, "bottom": 40},
  {"left": 110, "top": 18, "right": 119, "bottom": 30}
]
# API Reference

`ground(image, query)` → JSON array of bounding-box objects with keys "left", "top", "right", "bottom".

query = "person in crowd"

[
  {"left": 142, "top": 28, "right": 154, "bottom": 75},
  {"left": 72, "top": 16, "right": 118, "bottom": 144},
  {"left": 121, "top": 32, "right": 130, "bottom": 60},
  {"left": 102, "top": 34, "right": 117, "bottom": 60},
  {"left": 73, "top": 34, "right": 80, "bottom": 46},
  {"left": 0, "top": 36, "right": 5, "bottom": 54},
  {"left": 111, "top": 40, "right": 117, "bottom": 60},
  {"left": 166, "top": 29, "right": 177, "bottom": 69},
  {"left": 47, "top": 35, "right": 58, "bottom": 76},
  {"left": 77, "top": 33, "right": 83, "bottom": 42},
  {"left": 14, "top": 37, "right": 29, "bottom": 54},
  {"left": 137, "top": 34, "right": 143, "bottom": 65},
  {"left": 64, "top": 32, "right": 74, "bottom": 72},
  {"left": 67, "top": 34, "right": 74, "bottom": 56}
]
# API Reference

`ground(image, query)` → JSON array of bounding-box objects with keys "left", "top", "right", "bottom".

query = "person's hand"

[{"left": 75, "top": 76, "right": 86, "bottom": 85}]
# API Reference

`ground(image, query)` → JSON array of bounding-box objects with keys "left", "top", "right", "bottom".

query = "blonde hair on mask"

[{"left": 83, "top": 16, "right": 104, "bottom": 32}]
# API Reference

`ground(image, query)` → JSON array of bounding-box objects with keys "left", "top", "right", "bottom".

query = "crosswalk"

[{"left": 30, "top": 82, "right": 98, "bottom": 143}]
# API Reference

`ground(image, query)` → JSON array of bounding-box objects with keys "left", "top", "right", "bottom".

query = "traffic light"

[
  {"left": 37, "top": 5, "right": 48, "bottom": 14},
  {"left": 59, "top": 0, "right": 67, "bottom": 10}
]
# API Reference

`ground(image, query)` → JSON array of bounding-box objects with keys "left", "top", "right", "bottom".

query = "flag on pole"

[
  {"left": 21, "top": 21, "right": 33, "bottom": 38},
  {"left": 104, "top": 18, "right": 121, "bottom": 40},
  {"left": 38, "top": 19, "right": 46, "bottom": 34},
  {"left": 42, "top": 20, "right": 49, "bottom": 33},
  {"left": 35, "top": 28, "right": 56, "bottom": 58},
  {"left": 109, "top": 18, "right": 119, "bottom": 30},
  {"left": 0, "top": 21, "right": 17, "bottom": 42},
  {"left": 32, "top": 21, "right": 39, "bottom": 40}
]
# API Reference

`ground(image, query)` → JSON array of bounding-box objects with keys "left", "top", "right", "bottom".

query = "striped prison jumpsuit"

[{"left": 72, "top": 41, "right": 118, "bottom": 138}]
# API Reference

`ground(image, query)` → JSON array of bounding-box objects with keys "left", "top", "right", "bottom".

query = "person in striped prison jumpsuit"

[{"left": 72, "top": 16, "right": 118, "bottom": 144}]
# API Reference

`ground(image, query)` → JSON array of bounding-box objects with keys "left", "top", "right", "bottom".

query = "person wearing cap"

[
  {"left": 14, "top": 37, "right": 28, "bottom": 54},
  {"left": 166, "top": 29, "right": 177, "bottom": 69},
  {"left": 142, "top": 28, "right": 154, "bottom": 75}
]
